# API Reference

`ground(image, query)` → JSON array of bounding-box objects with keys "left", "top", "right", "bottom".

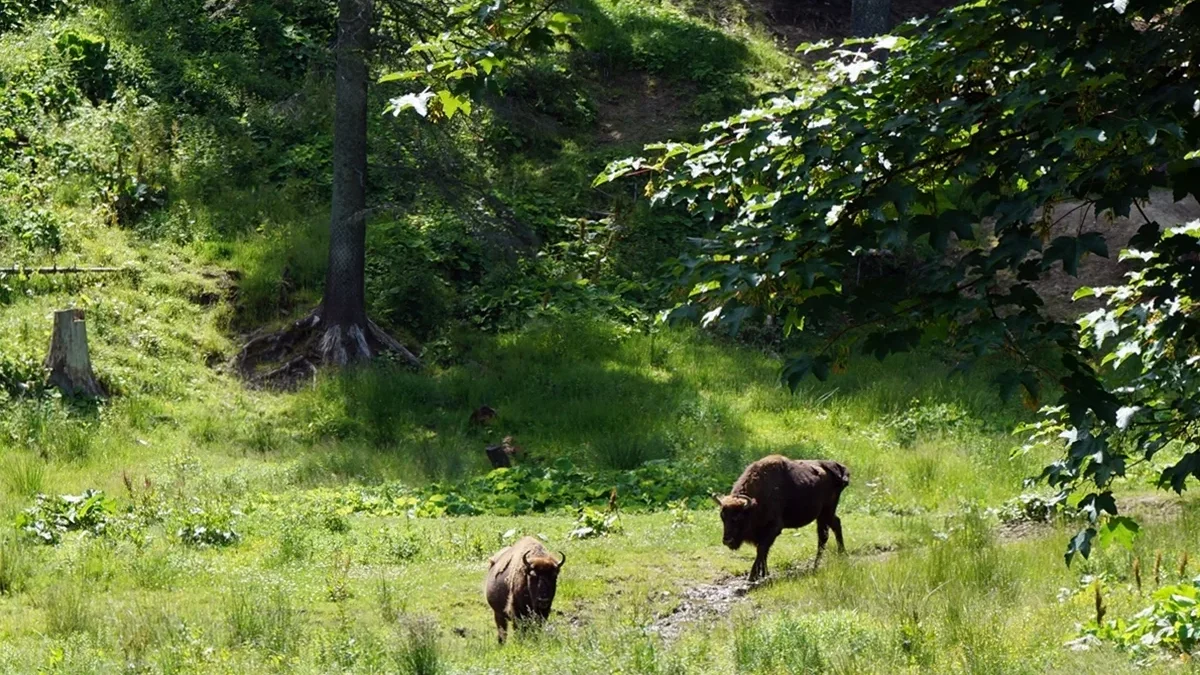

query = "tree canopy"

[{"left": 599, "top": 0, "right": 1200, "bottom": 562}]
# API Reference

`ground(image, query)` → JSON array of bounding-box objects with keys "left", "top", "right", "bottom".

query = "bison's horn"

[
  {"left": 710, "top": 493, "right": 723, "bottom": 506},
  {"left": 523, "top": 550, "right": 533, "bottom": 568},
  {"left": 557, "top": 551, "right": 566, "bottom": 568}
]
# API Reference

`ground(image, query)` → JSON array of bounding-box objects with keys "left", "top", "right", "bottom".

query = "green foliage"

[
  {"left": 1077, "top": 578, "right": 1200, "bottom": 664},
  {"left": 54, "top": 29, "right": 114, "bottom": 103},
  {"left": 383, "top": 0, "right": 581, "bottom": 120},
  {"left": 601, "top": 0, "right": 1200, "bottom": 561},
  {"left": 990, "top": 492, "right": 1067, "bottom": 525},
  {"left": 567, "top": 505, "right": 621, "bottom": 539},
  {"left": 365, "top": 218, "right": 455, "bottom": 342},
  {"left": 734, "top": 610, "right": 892, "bottom": 674},
  {"left": 287, "top": 457, "right": 730, "bottom": 518},
  {"left": 1, "top": 455, "right": 46, "bottom": 497},
  {"left": 16, "top": 489, "right": 114, "bottom": 545},
  {"left": 0, "top": 0, "right": 70, "bottom": 32},
  {"left": 885, "top": 398, "right": 979, "bottom": 448},
  {"left": 574, "top": 0, "right": 755, "bottom": 117},
  {"left": 174, "top": 502, "right": 240, "bottom": 547},
  {"left": 42, "top": 581, "right": 97, "bottom": 637}
]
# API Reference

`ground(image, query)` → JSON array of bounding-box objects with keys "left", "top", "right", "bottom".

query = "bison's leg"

[
  {"left": 750, "top": 532, "right": 778, "bottom": 582},
  {"left": 814, "top": 520, "right": 831, "bottom": 570},
  {"left": 494, "top": 610, "right": 509, "bottom": 644},
  {"left": 830, "top": 514, "right": 845, "bottom": 553}
]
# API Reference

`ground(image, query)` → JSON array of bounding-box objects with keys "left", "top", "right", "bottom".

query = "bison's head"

[
  {"left": 713, "top": 494, "right": 757, "bottom": 550},
  {"left": 523, "top": 550, "right": 566, "bottom": 617}
]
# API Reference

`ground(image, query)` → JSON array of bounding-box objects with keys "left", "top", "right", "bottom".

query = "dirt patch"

[
  {"left": 592, "top": 73, "right": 699, "bottom": 148},
  {"left": 647, "top": 575, "right": 752, "bottom": 640},
  {"left": 1031, "top": 191, "right": 1200, "bottom": 320},
  {"left": 998, "top": 492, "right": 1189, "bottom": 543},
  {"left": 194, "top": 268, "right": 240, "bottom": 307}
]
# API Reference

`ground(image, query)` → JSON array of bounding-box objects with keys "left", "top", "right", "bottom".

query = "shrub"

[
  {"left": 1075, "top": 578, "right": 1200, "bottom": 665},
  {"left": 990, "top": 492, "right": 1068, "bottom": 525},
  {"left": 16, "top": 489, "right": 114, "bottom": 545},
  {"left": 175, "top": 503, "right": 240, "bottom": 547},
  {"left": 567, "top": 505, "right": 621, "bottom": 540},
  {"left": 0, "top": 0, "right": 71, "bottom": 32},
  {"left": 307, "top": 457, "right": 731, "bottom": 519},
  {"left": 384, "top": 527, "right": 425, "bottom": 563},
  {"left": 275, "top": 515, "right": 315, "bottom": 564},
  {"left": 884, "top": 398, "right": 978, "bottom": 447},
  {"left": 54, "top": 29, "right": 116, "bottom": 103}
]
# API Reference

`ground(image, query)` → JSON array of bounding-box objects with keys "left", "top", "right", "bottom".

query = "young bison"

[
  {"left": 484, "top": 536, "right": 565, "bottom": 643},
  {"left": 713, "top": 455, "right": 850, "bottom": 581}
]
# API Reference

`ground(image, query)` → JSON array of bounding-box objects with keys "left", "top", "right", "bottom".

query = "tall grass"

[
  {"left": 0, "top": 536, "right": 31, "bottom": 595},
  {"left": 395, "top": 617, "right": 443, "bottom": 675},
  {"left": 43, "top": 581, "right": 98, "bottom": 637},
  {"left": 1, "top": 454, "right": 45, "bottom": 497},
  {"left": 223, "top": 582, "right": 303, "bottom": 656}
]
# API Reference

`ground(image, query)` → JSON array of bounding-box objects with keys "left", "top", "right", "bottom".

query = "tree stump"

[
  {"left": 45, "top": 309, "right": 103, "bottom": 397},
  {"left": 485, "top": 436, "right": 520, "bottom": 469}
]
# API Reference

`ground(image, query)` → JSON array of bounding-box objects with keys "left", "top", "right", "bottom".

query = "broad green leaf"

[
  {"left": 1065, "top": 527, "right": 1096, "bottom": 566},
  {"left": 1097, "top": 516, "right": 1140, "bottom": 551}
]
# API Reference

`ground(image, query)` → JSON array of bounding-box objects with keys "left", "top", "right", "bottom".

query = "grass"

[
  {"left": 0, "top": 253, "right": 1189, "bottom": 672},
  {"left": 0, "top": 1, "right": 1197, "bottom": 672}
]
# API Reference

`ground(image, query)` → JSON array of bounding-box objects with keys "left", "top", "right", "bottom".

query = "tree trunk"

[
  {"left": 45, "top": 309, "right": 104, "bottom": 397},
  {"left": 852, "top": 0, "right": 891, "bottom": 37},
  {"left": 321, "top": 0, "right": 374, "bottom": 365},
  {"left": 231, "top": 0, "right": 419, "bottom": 385}
]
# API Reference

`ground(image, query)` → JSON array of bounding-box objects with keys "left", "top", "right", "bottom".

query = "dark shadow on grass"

[{"left": 288, "top": 319, "right": 755, "bottom": 485}]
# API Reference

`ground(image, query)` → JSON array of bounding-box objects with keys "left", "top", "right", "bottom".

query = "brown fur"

[
  {"left": 469, "top": 405, "right": 497, "bottom": 426},
  {"left": 483, "top": 536, "right": 565, "bottom": 643},
  {"left": 713, "top": 455, "right": 850, "bottom": 581}
]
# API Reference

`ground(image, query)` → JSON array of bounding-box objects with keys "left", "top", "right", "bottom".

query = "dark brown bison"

[
  {"left": 469, "top": 405, "right": 498, "bottom": 426},
  {"left": 484, "top": 536, "right": 565, "bottom": 643},
  {"left": 713, "top": 455, "right": 850, "bottom": 581}
]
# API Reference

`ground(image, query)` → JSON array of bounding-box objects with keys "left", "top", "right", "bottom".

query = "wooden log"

[{"left": 45, "top": 309, "right": 104, "bottom": 397}]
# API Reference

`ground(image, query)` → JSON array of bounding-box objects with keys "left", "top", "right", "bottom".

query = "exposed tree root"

[{"left": 233, "top": 308, "right": 420, "bottom": 389}]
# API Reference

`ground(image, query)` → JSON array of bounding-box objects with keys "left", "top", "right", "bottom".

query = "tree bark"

[
  {"left": 45, "top": 309, "right": 104, "bottom": 397},
  {"left": 852, "top": 0, "right": 891, "bottom": 37},
  {"left": 321, "top": 0, "right": 374, "bottom": 365}
]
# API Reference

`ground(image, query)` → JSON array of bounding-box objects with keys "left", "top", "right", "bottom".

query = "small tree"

[{"left": 237, "top": 0, "right": 578, "bottom": 382}]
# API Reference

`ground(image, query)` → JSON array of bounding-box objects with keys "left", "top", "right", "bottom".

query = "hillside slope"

[{"left": 0, "top": 1, "right": 1196, "bottom": 673}]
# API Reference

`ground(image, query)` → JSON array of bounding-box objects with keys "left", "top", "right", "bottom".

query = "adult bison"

[
  {"left": 713, "top": 455, "right": 850, "bottom": 581},
  {"left": 484, "top": 536, "right": 565, "bottom": 643}
]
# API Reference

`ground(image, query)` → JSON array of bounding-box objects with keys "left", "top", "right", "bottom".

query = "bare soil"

[
  {"left": 592, "top": 73, "right": 700, "bottom": 148},
  {"left": 1031, "top": 191, "right": 1200, "bottom": 320},
  {"left": 647, "top": 575, "right": 753, "bottom": 639}
]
